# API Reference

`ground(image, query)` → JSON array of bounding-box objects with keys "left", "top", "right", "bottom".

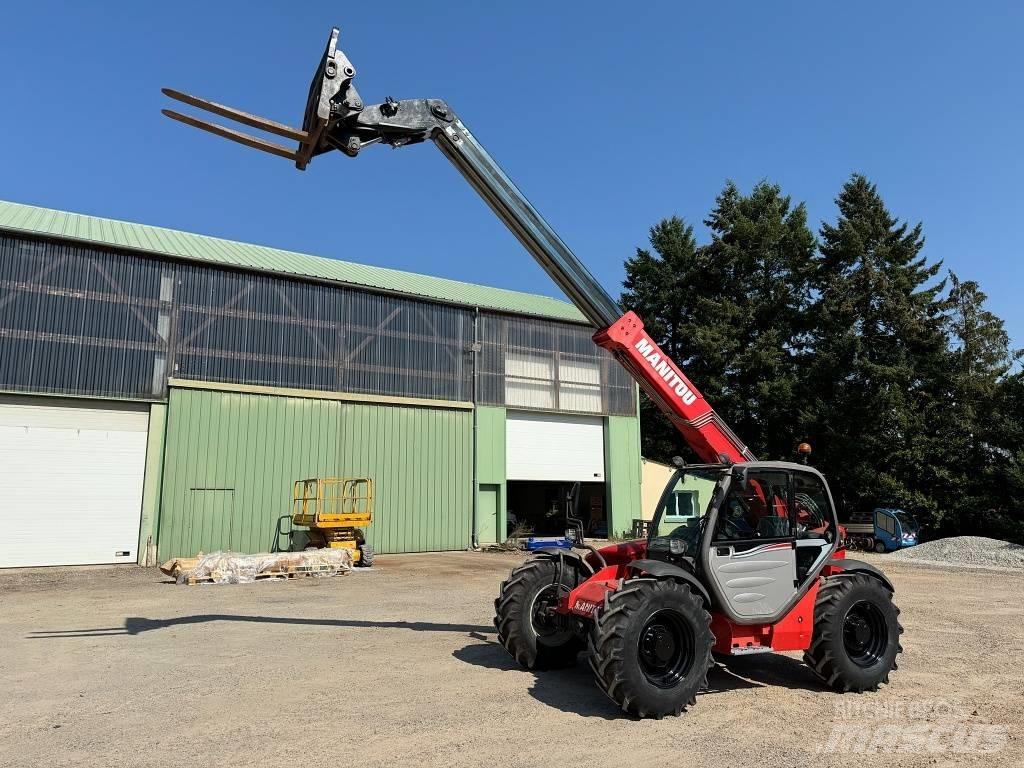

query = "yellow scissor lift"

[{"left": 291, "top": 477, "right": 374, "bottom": 567}]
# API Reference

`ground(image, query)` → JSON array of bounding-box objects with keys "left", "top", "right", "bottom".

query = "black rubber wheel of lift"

[
  {"left": 803, "top": 573, "right": 903, "bottom": 692},
  {"left": 587, "top": 578, "right": 713, "bottom": 719},
  {"left": 493, "top": 556, "right": 587, "bottom": 670},
  {"left": 356, "top": 544, "right": 374, "bottom": 567}
]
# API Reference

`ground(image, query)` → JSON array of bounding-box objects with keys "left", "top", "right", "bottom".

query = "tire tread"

[
  {"left": 587, "top": 578, "right": 713, "bottom": 718},
  {"left": 494, "top": 557, "right": 584, "bottom": 669},
  {"left": 803, "top": 573, "right": 903, "bottom": 692}
]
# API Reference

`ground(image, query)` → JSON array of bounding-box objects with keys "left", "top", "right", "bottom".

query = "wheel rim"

[
  {"left": 637, "top": 610, "right": 695, "bottom": 688},
  {"left": 842, "top": 600, "right": 888, "bottom": 667},
  {"left": 529, "top": 582, "right": 573, "bottom": 645}
]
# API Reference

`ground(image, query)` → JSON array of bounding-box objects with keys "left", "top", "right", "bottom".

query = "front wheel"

[
  {"left": 494, "top": 556, "right": 587, "bottom": 669},
  {"left": 588, "top": 579, "right": 713, "bottom": 719},
  {"left": 804, "top": 573, "right": 903, "bottom": 692}
]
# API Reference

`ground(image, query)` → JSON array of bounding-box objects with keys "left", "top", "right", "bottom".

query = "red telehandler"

[{"left": 162, "top": 26, "right": 903, "bottom": 719}]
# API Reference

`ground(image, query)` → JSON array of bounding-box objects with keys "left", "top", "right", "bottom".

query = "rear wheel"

[
  {"left": 494, "top": 556, "right": 587, "bottom": 669},
  {"left": 873, "top": 540, "right": 887, "bottom": 554},
  {"left": 356, "top": 544, "right": 374, "bottom": 567},
  {"left": 804, "top": 573, "right": 903, "bottom": 692},
  {"left": 588, "top": 579, "right": 713, "bottom": 719}
]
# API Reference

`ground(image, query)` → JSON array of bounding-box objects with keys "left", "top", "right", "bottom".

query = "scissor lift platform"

[{"left": 291, "top": 477, "right": 374, "bottom": 566}]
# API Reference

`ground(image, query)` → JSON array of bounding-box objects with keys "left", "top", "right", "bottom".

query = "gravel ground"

[
  {"left": 0, "top": 551, "right": 1021, "bottom": 768},
  {"left": 891, "top": 536, "right": 1024, "bottom": 569}
]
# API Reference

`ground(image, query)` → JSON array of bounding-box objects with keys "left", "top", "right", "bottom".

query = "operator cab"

[{"left": 648, "top": 461, "right": 839, "bottom": 622}]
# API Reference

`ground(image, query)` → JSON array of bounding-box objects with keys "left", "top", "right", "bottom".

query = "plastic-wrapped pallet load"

[{"left": 160, "top": 548, "right": 353, "bottom": 584}]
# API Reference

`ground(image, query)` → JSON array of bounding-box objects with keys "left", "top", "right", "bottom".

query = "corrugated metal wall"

[
  {"left": 605, "top": 414, "right": 643, "bottom": 537},
  {"left": 158, "top": 387, "right": 472, "bottom": 558},
  {"left": 0, "top": 200, "right": 586, "bottom": 323},
  {"left": 0, "top": 234, "right": 167, "bottom": 398},
  {"left": 474, "top": 406, "right": 507, "bottom": 543},
  {"left": 172, "top": 262, "right": 472, "bottom": 401},
  {"left": 0, "top": 231, "right": 635, "bottom": 417}
]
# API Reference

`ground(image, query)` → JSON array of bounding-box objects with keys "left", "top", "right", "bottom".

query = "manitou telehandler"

[{"left": 162, "top": 26, "right": 903, "bottom": 719}]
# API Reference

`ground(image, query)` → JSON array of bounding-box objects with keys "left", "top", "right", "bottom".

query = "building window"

[
  {"left": 505, "top": 349, "right": 555, "bottom": 409},
  {"left": 558, "top": 355, "right": 601, "bottom": 413},
  {"left": 503, "top": 349, "right": 603, "bottom": 413},
  {"left": 477, "top": 313, "right": 636, "bottom": 416}
]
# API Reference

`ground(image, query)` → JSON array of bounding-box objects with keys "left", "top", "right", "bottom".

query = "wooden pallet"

[{"left": 185, "top": 564, "right": 349, "bottom": 585}]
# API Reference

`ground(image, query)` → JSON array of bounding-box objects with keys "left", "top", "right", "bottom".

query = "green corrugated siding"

[
  {"left": 137, "top": 403, "right": 167, "bottom": 565},
  {"left": 605, "top": 414, "right": 643, "bottom": 537},
  {"left": 475, "top": 406, "right": 507, "bottom": 543},
  {"left": 0, "top": 199, "right": 585, "bottom": 323},
  {"left": 157, "top": 387, "right": 472, "bottom": 558}
]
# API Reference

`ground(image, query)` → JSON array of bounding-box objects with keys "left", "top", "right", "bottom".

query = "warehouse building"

[{"left": 0, "top": 200, "right": 641, "bottom": 568}]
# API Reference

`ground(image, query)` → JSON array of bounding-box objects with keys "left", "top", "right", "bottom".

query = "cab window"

[
  {"left": 713, "top": 471, "right": 791, "bottom": 541},
  {"left": 793, "top": 473, "right": 835, "bottom": 543}
]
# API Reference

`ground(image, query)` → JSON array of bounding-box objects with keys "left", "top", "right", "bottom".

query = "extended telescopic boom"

[{"left": 161, "top": 27, "right": 754, "bottom": 464}]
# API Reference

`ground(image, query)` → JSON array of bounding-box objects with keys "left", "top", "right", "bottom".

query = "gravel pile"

[{"left": 891, "top": 535, "right": 1024, "bottom": 569}]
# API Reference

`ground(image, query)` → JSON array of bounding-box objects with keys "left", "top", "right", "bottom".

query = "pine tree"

[
  {"left": 940, "top": 274, "right": 1022, "bottom": 537},
  {"left": 622, "top": 181, "right": 815, "bottom": 462},
  {"left": 994, "top": 372, "right": 1024, "bottom": 542},
  {"left": 804, "top": 175, "right": 947, "bottom": 522},
  {"left": 621, "top": 216, "right": 706, "bottom": 461},
  {"left": 701, "top": 181, "right": 816, "bottom": 459}
]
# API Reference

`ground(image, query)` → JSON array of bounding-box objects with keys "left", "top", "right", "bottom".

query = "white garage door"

[
  {"left": 506, "top": 411, "right": 605, "bottom": 482},
  {"left": 0, "top": 398, "right": 149, "bottom": 568}
]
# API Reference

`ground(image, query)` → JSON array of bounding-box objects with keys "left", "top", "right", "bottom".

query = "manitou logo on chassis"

[
  {"left": 634, "top": 339, "right": 698, "bottom": 405},
  {"left": 573, "top": 599, "right": 601, "bottom": 616}
]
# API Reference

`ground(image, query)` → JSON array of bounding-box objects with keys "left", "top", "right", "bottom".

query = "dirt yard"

[{"left": 0, "top": 552, "right": 1020, "bottom": 768}]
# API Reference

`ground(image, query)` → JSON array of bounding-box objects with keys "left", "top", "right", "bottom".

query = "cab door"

[{"left": 705, "top": 470, "right": 798, "bottom": 620}]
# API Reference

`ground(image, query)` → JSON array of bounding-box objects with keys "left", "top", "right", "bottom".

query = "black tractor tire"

[
  {"left": 356, "top": 544, "right": 374, "bottom": 567},
  {"left": 804, "top": 573, "right": 903, "bottom": 692},
  {"left": 494, "top": 556, "right": 587, "bottom": 670},
  {"left": 874, "top": 540, "right": 887, "bottom": 554},
  {"left": 588, "top": 578, "right": 713, "bottom": 719}
]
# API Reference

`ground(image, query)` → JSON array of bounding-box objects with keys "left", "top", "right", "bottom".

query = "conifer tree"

[
  {"left": 622, "top": 181, "right": 815, "bottom": 461},
  {"left": 803, "top": 175, "right": 946, "bottom": 519}
]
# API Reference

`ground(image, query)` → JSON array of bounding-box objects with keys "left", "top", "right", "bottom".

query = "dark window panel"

[{"left": 0, "top": 232, "right": 633, "bottom": 413}]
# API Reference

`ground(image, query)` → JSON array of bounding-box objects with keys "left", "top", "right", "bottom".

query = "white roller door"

[
  {"left": 0, "top": 398, "right": 149, "bottom": 567},
  {"left": 506, "top": 411, "right": 605, "bottom": 482}
]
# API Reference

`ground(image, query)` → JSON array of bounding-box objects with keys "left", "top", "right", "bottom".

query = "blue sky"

[{"left": 2, "top": 2, "right": 1022, "bottom": 345}]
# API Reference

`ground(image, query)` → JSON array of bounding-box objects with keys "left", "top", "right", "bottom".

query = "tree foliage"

[
  {"left": 804, "top": 175, "right": 947, "bottom": 522},
  {"left": 623, "top": 181, "right": 816, "bottom": 461},
  {"left": 624, "top": 175, "right": 1022, "bottom": 542}
]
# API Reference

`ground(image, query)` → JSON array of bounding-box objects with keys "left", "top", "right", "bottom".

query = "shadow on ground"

[
  {"left": 452, "top": 639, "right": 828, "bottom": 719},
  {"left": 29, "top": 614, "right": 495, "bottom": 638},
  {"left": 452, "top": 639, "right": 622, "bottom": 719},
  {"left": 31, "top": 614, "right": 828, "bottom": 719}
]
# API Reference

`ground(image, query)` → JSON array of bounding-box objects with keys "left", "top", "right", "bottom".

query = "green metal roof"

[{"left": 0, "top": 199, "right": 587, "bottom": 324}]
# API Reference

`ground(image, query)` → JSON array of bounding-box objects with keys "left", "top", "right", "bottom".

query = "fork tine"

[
  {"left": 162, "top": 109, "right": 300, "bottom": 161},
  {"left": 162, "top": 88, "right": 310, "bottom": 143}
]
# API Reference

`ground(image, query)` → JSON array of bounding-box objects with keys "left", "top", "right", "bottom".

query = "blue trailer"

[{"left": 844, "top": 508, "right": 920, "bottom": 552}]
